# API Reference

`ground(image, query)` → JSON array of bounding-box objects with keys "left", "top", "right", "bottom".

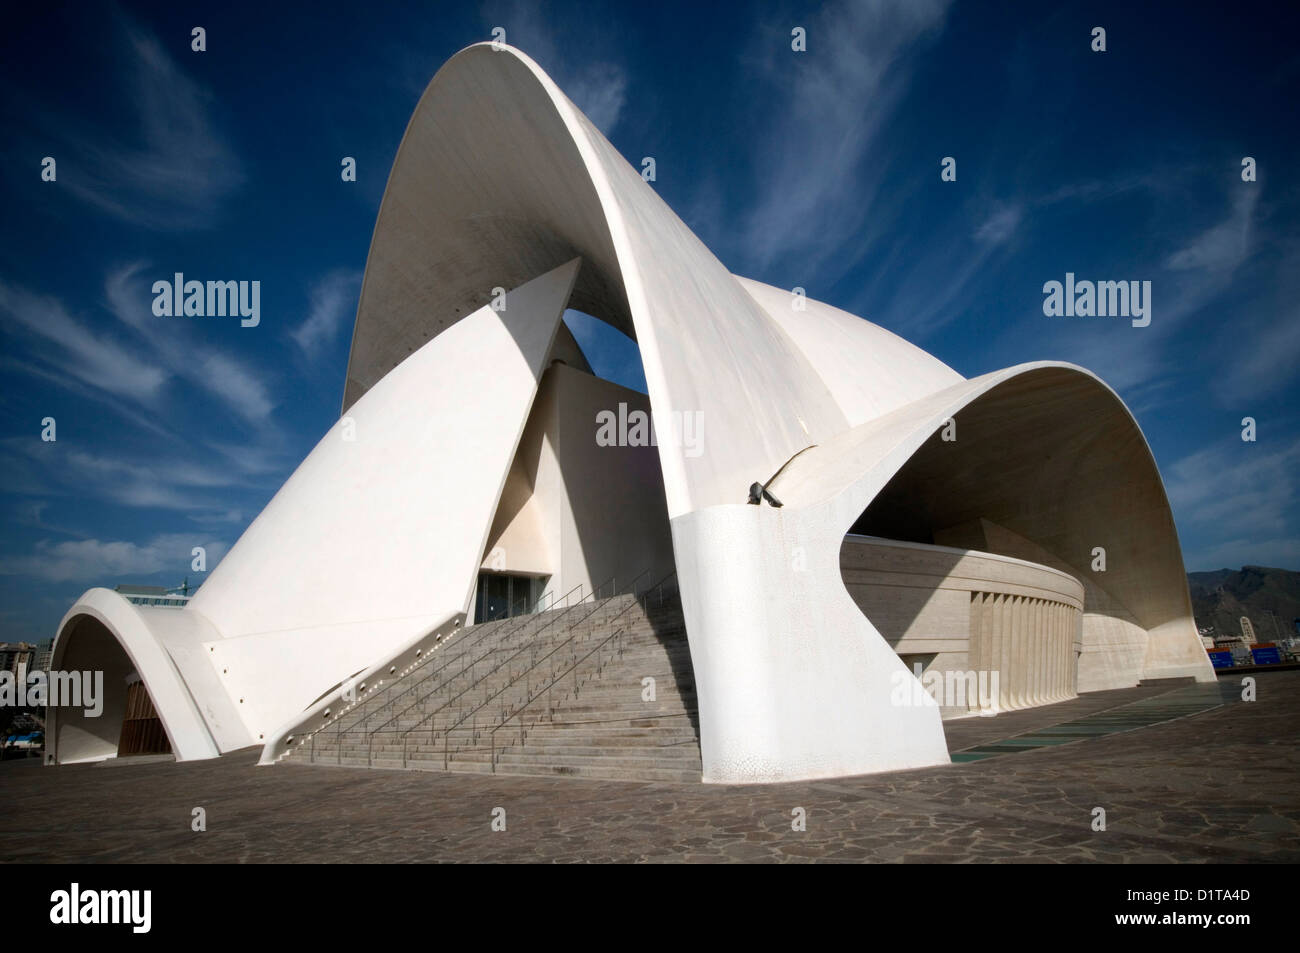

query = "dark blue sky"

[{"left": 1, "top": 0, "right": 1297, "bottom": 643}]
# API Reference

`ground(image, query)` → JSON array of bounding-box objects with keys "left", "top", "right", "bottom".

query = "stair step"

[
  {"left": 283, "top": 591, "right": 703, "bottom": 779},
  {"left": 494, "top": 762, "right": 701, "bottom": 783},
  {"left": 496, "top": 745, "right": 701, "bottom": 761}
]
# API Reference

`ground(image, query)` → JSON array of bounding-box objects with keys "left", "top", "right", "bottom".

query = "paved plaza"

[{"left": 2, "top": 672, "right": 1297, "bottom": 863}]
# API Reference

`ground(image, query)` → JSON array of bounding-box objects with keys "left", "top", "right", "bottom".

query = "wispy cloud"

[
  {"left": 0, "top": 438, "right": 265, "bottom": 521},
  {"left": 1214, "top": 303, "right": 1300, "bottom": 405},
  {"left": 0, "top": 280, "right": 169, "bottom": 403},
  {"left": 60, "top": 448, "right": 236, "bottom": 492},
  {"left": 562, "top": 62, "right": 626, "bottom": 134},
  {"left": 1166, "top": 436, "right": 1300, "bottom": 540},
  {"left": 1151, "top": 188, "right": 1260, "bottom": 332},
  {"left": 482, "top": 0, "right": 629, "bottom": 134},
  {"left": 194, "top": 352, "right": 274, "bottom": 422},
  {"left": 291, "top": 270, "right": 362, "bottom": 359},
  {"left": 867, "top": 197, "right": 1022, "bottom": 339},
  {"left": 206, "top": 438, "right": 293, "bottom": 478},
  {"left": 105, "top": 262, "right": 276, "bottom": 425},
  {"left": 1043, "top": 329, "right": 1173, "bottom": 414},
  {"left": 982, "top": 179, "right": 1267, "bottom": 414},
  {"left": 1166, "top": 435, "right": 1300, "bottom": 570},
  {"left": 1165, "top": 189, "right": 1257, "bottom": 273},
  {"left": 974, "top": 204, "right": 1022, "bottom": 246},
  {"left": 738, "top": 0, "right": 952, "bottom": 275},
  {"left": 0, "top": 533, "right": 228, "bottom": 584},
  {"left": 52, "top": 24, "right": 244, "bottom": 229}
]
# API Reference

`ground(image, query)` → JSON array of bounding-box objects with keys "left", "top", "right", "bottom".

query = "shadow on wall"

[
  {"left": 640, "top": 584, "right": 700, "bottom": 743},
  {"left": 47, "top": 616, "right": 136, "bottom": 763},
  {"left": 841, "top": 539, "right": 967, "bottom": 648},
  {"left": 845, "top": 367, "right": 1186, "bottom": 644}
]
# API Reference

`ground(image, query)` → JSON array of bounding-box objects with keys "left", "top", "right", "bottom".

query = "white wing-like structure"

[{"left": 48, "top": 44, "right": 1212, "bottom": 782}]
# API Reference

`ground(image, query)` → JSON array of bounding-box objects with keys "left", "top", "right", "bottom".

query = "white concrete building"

[{"left": 47, "top": 44, "right": 1213, "bottom": 782}]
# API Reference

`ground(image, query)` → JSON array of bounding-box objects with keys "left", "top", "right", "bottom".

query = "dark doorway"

[
  {"left": 116, "top": 680, "right": 172, "bottom": 756},
  {"left": 474, "top": 573, "right": 546, "bottom": 622}
]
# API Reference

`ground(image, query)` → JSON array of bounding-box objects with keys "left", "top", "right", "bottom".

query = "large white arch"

[
  {"left": 346, "top": 43, "right": 850, "bottom": 520},
  {"left": 49, "top": 261, "right": 578, "bottom": 762},
  {"left": 49, "top": 590, "right": 223, "bottom": 763},
  {"left": 48, "top": 43, "right": 1211, "bottom": 782},
  {"left": 339, "top": 44, "right": 1209, "bottom": 781},
  {"left": 675, "top": 362, "right": 1211, "bottom": 782}
]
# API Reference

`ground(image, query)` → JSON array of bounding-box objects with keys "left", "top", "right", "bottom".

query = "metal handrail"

[
  {"left": 327, "top": 594, "right": 535, "bottom": 739},
  {"left": 317, "top": 607, "right": 569, "bottom": 764},
  {"left": 623, "top": 567, "right": 652, "bottom": 599},
  {"left": 489, "top": 623, "right": 631, "bottom": 772},
  {"left": 311, "top": 593, "right": 542, "bottom": 761},
  {"left": 368, "top": 584, "right": 588, "bottom": 739},
  {"left": 311, "top": 567, "right": 681, "bottom": 769},
  {"left": 363, "top": 581, "right": 597, "bottom": 764},
  {"left": 640, "top": 569, "right": 678, "bottom": 609},
  {"left": 391, "top": 576, "right": 615, "bottom": 757},
  {"left": 426, "top": 576, "right": 632, "bottom": 760},
  {"left": 468, "top": 568, "right": 679, "bottom": 771}
]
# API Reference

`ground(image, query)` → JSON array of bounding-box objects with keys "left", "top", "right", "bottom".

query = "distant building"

[
  {"left": 1240, "top": 616, "right": 1258, "bottom": 644},
  {"left": 113, "top": 584, "right": 192, "bottom": 609},
  {"left": 0, "top": 642, "right": 36, "bottom": 674}
]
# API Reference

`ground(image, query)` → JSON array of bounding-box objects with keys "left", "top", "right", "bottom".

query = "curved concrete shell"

[{"left": 48, "top": 43, "right": 1212, "bottom": 782}]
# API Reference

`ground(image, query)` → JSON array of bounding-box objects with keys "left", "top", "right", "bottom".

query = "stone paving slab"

[
  {"left": 941, "top": 681, "right": 1196, "bottom": 750},
  {"left": 951, "top": 682, "right": 1234, "bottom": 762},
  {"left": 1, "top": 671, "right": 1296, "bottom": 863}
]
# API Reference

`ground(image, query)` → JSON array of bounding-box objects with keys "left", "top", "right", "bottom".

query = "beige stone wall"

[
  {"left": 482, "top": 363, "right": 675, "bottom": 612},
  {"left": 841, "top": 536, "right": 1083, "bottom": 718},
  {"left": 936, "top": 519, "right": 1149, "bottom": 693}
]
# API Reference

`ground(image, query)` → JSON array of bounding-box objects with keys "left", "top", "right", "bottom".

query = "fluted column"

[
  {"left": 1060, "top": 604, "right": 1072, "bottom": 700},
  {"left": 1025, "top": 598, "right": 1035, "bottom": 705},
  {"left": 1047, "top": 602, "right": 1060, "bottom": 701},
  {"left": 1009, "top": 595, "right": 1023, "bottom": 709},
  {"left": 997, "top": 593, "right": 1012, "bottom": 711},
  {"left": 1057, "top": 602, "right": 1067, "bottom": 700},
  {"left": 971, "top": 592, "right": 993, "bottom": 713},
  {"left": 1030, "top": 599, "right": 1040, "bottom": 706},
  {"left": 1040, "top": 598, "right": 1050, "bottom": 702},
  {"left": 1049, "top": 601, "right": 1059, "bottom": 701}
]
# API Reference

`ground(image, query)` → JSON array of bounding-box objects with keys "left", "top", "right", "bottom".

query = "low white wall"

[
  {"left": 481, "top": 362, "right": 676, "bottom": 609},
  {"left": 841, "top": 536, "right": 1084, "bottom": 717}
]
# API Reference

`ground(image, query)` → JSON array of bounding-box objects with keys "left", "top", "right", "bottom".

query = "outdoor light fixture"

[{"left": 747, "top": 481, "right": 783, "bottom": 508}]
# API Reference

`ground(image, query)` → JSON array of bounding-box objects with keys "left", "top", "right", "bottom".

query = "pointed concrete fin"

[
  {"left": 183, "top": 260, "right": 585, "bottom": 738},
  {"left": 496, "top": 258, "right": 582, "bottom": 381},
  {"left": 546, "top": 320, "right": 593, "bottom": 375}
]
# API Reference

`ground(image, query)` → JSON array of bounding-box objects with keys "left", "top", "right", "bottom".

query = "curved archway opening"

[
  {"left": 839, "top": 366, "right": 1202, "bottom": 701},
  {"left": 49, "top": 615, "right": 172, "bottom": 764}
]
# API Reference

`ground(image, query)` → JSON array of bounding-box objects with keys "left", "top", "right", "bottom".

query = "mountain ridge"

[{"left": 1187, "top": 565, "right": 1300, "bottom": 642}]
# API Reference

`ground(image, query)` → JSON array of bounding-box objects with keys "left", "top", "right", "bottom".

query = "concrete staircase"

[{"left": 284, "top": 581, "right": 701, "bottom": 782}]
